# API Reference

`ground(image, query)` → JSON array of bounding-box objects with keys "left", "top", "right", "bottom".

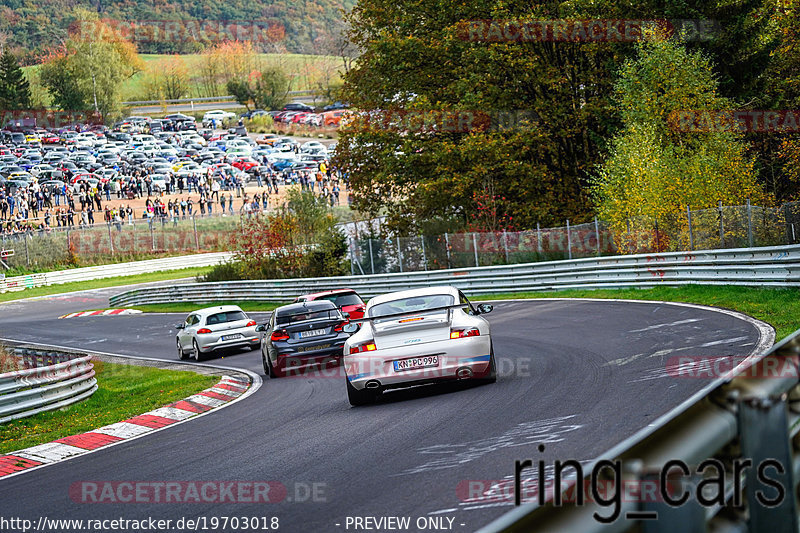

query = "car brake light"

[
  {"left": 271, "top": 329, "right": 290, "bottom": 341},
  {"left": 197, "top": 328, "right": 212, "bottom": 334},
  {"left": 450, "top": 327, "right": 480, "bottom": 339},
  {"left": 349, "top": 341, "right": 377, "bottom": 354},
  {"left": 334, "top": 321, "right": 349, "bottom": 332},
  {"left": 246, "top": 320, "right": 257, "bottom": 327}
]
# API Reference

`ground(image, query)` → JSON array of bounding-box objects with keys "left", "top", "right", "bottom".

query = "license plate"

[
  {"left": 297, "top": 343, "right": 331, "bottom": 353},
  {"left": 221, "top": 334, "right": 242, "bottom": 341},
  {"left": 299, "top": 328, "right": 326, "bottom": 338},
  {"left": 393, "top": 355, "right": 439, "bottom": 372}
]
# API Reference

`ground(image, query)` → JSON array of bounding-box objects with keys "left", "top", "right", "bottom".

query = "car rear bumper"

[
  {"left": 196, "top": 330, "right": 260, "bottom": 352},
  {"left": 345, "top": 335, "right": 492, "bottom": 390}
]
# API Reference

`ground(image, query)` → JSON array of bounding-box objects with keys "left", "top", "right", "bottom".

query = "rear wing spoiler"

[{"left": 347, "top": 303, "right": 469, "bottom": 324}]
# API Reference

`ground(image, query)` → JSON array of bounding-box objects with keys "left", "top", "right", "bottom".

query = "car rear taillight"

[
  {"left": 349, "top": 341, "right": 376, "bottom": 354},
  {"left": 450, "top": 327, "right": 480, "bottom": 339},
  {"left": 197, "top": 328, "right": 212, "bottom": 334},
  {"left": 334, "top": 321, "right": 349, "bottom": 332},
  {"left": 246, "top": 320, "right": 257, "bottom": 327},
  {"left": 271, "top": 329, "right": 290, "bottom": 341}
]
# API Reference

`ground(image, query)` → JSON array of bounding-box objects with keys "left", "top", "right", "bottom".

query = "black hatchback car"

[{"left": 257, "top": 300, "right": 351, "bottom": 378}]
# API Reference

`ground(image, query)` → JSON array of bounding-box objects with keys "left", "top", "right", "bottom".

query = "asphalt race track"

[{"left": 0, "top": 284, "right": 773, "bottom": 532}]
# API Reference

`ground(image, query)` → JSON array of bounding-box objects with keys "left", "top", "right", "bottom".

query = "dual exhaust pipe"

[{"left": 365, "top": 367, "right": 473, "bottom": 388}]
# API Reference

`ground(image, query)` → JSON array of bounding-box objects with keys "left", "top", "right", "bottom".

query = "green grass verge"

[
  {"left": 0, "top": 361, "right": 219, "bottom": 454},
  {"left": 0, "top": 267, "right": 212, "bottom": 304},
  {"left": 473, "top": 285, "right": 800, "bottom": 340},
  {"left": 131, "top": 301, "right": 285, "bottom": 313}
]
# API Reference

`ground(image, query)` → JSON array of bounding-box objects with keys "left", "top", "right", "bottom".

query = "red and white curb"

[
  {"left": 59, "top": 309, "right": 143, "bottom": 319},
  {"left": 0, "top": 375, "right": 250, "bottom": 478}
]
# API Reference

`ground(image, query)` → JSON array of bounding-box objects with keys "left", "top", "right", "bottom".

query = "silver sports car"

[
  {"left": 175, "top": 305, "right": 260, "bottom": 361},
  {"left": 343, "top": 286, "right": 496, "bottom": 406}
]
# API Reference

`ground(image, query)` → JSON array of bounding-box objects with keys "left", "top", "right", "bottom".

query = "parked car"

[{"left": 282, "top": 102, "right": 314, "bottom": 113}]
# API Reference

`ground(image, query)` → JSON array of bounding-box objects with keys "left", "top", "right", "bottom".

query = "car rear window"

[
  {"left": 276, "top": 309, "right": 339, "bottom": 326},
  {"left": 206, "top": 311, "right": 247, "bottom": 324},
  {"left": 321, "top": 293, "right": 363, "bottom": 307},
  {"left": 369, "top": 294, "right": 454, "bottom": 319}
]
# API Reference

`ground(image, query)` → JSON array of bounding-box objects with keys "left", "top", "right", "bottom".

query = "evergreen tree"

[{"left": 0, "top": 49, "right": 31, "bottom": 110}]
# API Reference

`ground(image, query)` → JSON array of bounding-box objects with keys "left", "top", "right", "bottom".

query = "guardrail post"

[
  {"left": 747, "top": 198, "right": 754, "bottom": 247},
  {"left": 473, "top": 233, "right": 479, "bottom": 267},
  {"left": 420, "top": 235, "right": 428, "bottom": 271},
  {"left": 537, "top": 223, "right": 543, "bottom": 254},
  {"left": 349, "top": 237, "right": 356, "bottom": 276},
  {"left": 193, "top": 216, "right": 199, "bottom": 250},
  {"left": 368, "top": 239, "right": 375, "bottom": 274},
  {"left": 397, "top": 237, "right": 403, "bottom": 273},
  {"left": 654, "top": 219, "right": 660, "bottom": 253},
  {"left": 594, "top": 217, "right": 601, "bottom": 256},
  {"left": 502, "top": 230, "right": 509, "bottom": 264},
  {"left": 687, "top": 205, "right": 694, "bottom": 251},
  {"left": 738, "top": 396, "right": 798, "bottom": 532},
  {"left": 444, "top": 233, "right": 452, "bottom": 269},
  {"left": 718, "top": 200, "right": 724, "bottom": 248},
  {"left": 566, "top": 220, "right": 572, "bottom": 260}
]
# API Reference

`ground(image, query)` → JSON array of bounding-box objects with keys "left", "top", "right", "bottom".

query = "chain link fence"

[
  {"left": 3, "top": 201, "right": 800, "bottom": 274},
  {"left": 348, "top": 201, "right": 800, "bottom": 274},
  {"left": 0, "top": 214, "right": 241, "bottom": 271}
]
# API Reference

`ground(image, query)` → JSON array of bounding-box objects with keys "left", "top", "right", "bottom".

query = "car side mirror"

[
  {"left": 476, "top": 304, "right": 493, "bottom": 315},
  {"left": 175, "top": 323, "right": 185, "bottom": 330},
  {"left": 343, "top": 323, "right": 359, "bottom": 334},
  {"left": 255, "top": 324, "right": 266, "bottom": 332},
  {"left": 342, "top": 312, "right": 350, "bottom": 320}
]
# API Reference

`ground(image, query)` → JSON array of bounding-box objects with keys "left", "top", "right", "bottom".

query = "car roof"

[
  {"left": 275, "top": 300, "right": 337, "bottom": 316},
  {"left": 366, "top": 286, "right": 459, "bottom": 308},
  {"left": 298, "top": 289, "right": 359, "bottom": 300},
  {"left": 191, "top": 305, "right": 244, "bottom": 316}
]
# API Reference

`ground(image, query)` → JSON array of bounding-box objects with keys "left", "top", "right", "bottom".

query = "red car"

[
  {"left": 41, "top": 133, "right": 61, "bottom": 144},
  {"left": 293, "top": 289, "right": 366, "bottom": 320},
  {"left": 231, "top": 157, "right": 259, "bottom": 172}
]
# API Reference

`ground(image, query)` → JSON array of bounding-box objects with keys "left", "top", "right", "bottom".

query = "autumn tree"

[
  {"left": 593, "top": 36, "right": 767, "bottom": 248},
  {"left": 227, "top": 66, "right": 291, "bottom": 110},
  {"left": 40, "top": 10, "right": 142, "bottom": 118}
]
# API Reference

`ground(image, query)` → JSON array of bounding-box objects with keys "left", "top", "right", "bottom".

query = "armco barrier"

[
  {"left": 109, "top": 244, "right": 800, "bottom": 307},
  {"left": 478, "top": 328, "right": 800, "bottom": 532},
  {"left": 0, "top": 347, "right": 96, "bottom": 424},
  {"left": 0, "top": 252, "right": 232, "bottom": 294}
]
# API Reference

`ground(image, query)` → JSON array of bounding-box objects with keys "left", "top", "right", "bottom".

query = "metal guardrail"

[
  {"left": 122, "top": 90, "right": 318, "bottom": 107},
  {"left": 0, "top": 252, "right": 232, "bottom": 294},
  {"left": 109, "top": 244, "right": 800, "bottom": 307},
  {"left": 0, "top": 347, "right": 96, "bottom": 424},
  {"left": 478, "top": 327, "right": 800, "bottom": 532}
]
